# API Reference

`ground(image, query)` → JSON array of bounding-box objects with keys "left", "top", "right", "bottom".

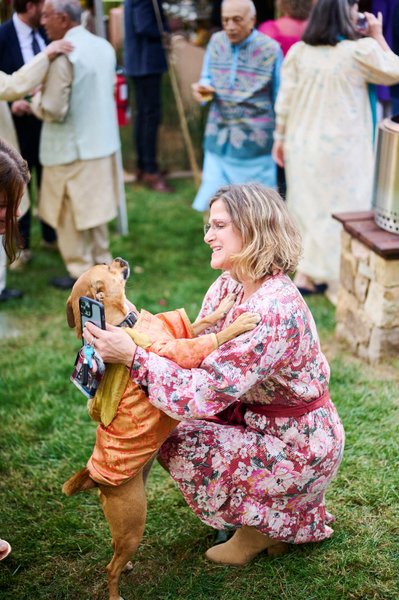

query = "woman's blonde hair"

[{"left": 209, "top": 183, "right": 302, "bottom": 282}]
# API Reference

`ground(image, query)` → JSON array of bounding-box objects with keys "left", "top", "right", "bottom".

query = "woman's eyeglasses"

[{"left": 204, "top": 221, "right": 232, "bottom": 235}]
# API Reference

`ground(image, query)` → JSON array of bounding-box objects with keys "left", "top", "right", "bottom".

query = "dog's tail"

[{"left": 62, "top": 467, "right": 98, "bottom": 496}]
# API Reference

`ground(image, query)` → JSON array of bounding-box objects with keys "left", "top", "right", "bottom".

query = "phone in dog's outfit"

[{"left": 73, "top": 296, "right": 106, "bottom": 391}]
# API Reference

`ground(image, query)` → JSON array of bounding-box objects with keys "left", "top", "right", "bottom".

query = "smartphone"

[
  {"left": 79, "top": 296, "right": 106, "bottom": 342},
  {"left": 356, "top": 12, "right": 368, "bottom": 33}
]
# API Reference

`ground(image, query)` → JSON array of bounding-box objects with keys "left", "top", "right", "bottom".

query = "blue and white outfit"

[{"left": 193, "top": 29, "right": 282, "bottom": 212}]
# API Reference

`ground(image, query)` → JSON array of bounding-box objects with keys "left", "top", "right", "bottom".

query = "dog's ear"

[{"left": 66, "top": 294, "right": 76, "bottom": 328}]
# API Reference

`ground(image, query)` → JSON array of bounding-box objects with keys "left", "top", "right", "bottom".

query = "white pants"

[{"left": 57, "top": 195, "right": 112, "bottom": 279}]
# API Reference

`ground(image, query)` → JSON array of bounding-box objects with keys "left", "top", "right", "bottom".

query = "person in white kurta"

[
  {"left": 31, "top": 0, "right": 122, "bottom": 289},
  {"left": 273, "top": 4, "right": 399, "bottom": 301}
]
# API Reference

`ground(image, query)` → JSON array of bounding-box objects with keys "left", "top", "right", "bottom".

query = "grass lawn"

[{"left": 0, "top": 178, "right": 398, "bottom": 600}]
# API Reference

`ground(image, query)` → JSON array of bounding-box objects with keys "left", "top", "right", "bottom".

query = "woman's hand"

[
  {"left": 365, "top": 11, "right": 382, "bottom": 37},
  {"left": 84, "top": 322, "right": 137, "bottom": 368},
  {"left": 272, "top": 140, "right": 285, "bottom": 168},
  {"left": 45, "top": 40, "right": 74, "bottom": 61},
  {"left": 11, "top": 99, "right": 31, "bottom": 116},
  {"left": 365, "top": 12, "right": 389, "bottom": 51}
]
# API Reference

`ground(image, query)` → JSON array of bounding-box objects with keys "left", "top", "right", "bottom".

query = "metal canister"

[{"left": 372, "top": 116, "right": 399, "bottom": 234}]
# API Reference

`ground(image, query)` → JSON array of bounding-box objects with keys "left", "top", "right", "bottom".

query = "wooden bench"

[{"left": 333, "top": 211, "right": 399, "bottom": 363}]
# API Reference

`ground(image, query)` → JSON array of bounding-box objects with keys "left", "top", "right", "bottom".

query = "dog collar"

[{"left": 118, "top": 311, "right": 138, "bottom": 328}]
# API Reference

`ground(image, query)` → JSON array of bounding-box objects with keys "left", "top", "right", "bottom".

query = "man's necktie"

[{"left": 31, "top": 31, "right": 41, "bottom": 56}]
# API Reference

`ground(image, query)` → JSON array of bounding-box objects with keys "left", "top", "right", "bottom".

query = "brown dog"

[{"left": 63, "top": 257, "right": 259, "bottom": 600}]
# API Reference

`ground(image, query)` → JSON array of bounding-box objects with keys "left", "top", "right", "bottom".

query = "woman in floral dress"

[{"left": 85, "top": 183, "right": 345, "bottom": 565}]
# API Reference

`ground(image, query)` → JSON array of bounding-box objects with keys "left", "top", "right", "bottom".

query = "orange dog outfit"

[{"left": 87, "top": 308, "right": 218, "bottom": 486}]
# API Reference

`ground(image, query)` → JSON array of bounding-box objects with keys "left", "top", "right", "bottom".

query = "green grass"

[{"left": 1, "top": 179, "right": 398, "bottom": 599}]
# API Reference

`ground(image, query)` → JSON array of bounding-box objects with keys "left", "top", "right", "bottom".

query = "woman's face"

[{"left": 204, "top": 198, "right": 243, "bottom": 271}]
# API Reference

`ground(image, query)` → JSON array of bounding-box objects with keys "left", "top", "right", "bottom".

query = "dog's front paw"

[
  {"left": 217, "top": 293, "right": 236, "bottom": 315},
  {"left": 230, "top": 312, "right": 261, "bottom": 334}
]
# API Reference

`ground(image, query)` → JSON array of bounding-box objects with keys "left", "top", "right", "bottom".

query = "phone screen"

[{"left": 79, "top": 296, "right": 106, "bottom": 341}]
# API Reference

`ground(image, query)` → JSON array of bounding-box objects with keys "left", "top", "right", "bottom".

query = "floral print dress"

[{"left": 130, "top": 273, "right": 345, "bottom": 544}]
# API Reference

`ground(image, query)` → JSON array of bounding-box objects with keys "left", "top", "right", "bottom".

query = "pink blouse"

[{"left": 258, "top": 16, "right": 308, "bottom": 56}]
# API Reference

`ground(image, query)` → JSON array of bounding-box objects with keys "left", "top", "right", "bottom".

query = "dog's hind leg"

[{"left": 99, "top": 472, "right": 147, "bottom": 600}]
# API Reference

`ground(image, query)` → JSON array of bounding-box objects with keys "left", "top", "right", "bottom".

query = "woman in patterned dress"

[{"left": 85, "top": 183, "right": 345, "bottom": 565}]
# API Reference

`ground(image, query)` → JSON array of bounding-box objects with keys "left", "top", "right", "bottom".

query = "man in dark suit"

[
  {"left": 0, "top": 0, "right": 57, "bottom": 268},
  {"left": 124, "top": 0, "right": 171, "bottom": 193}
]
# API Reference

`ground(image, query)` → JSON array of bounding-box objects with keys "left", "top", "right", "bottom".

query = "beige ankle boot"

[{"left": 205, "top": 526, "right": 289, "bottom": 566}]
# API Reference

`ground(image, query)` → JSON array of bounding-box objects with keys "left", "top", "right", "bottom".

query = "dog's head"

[{"left": 66, "top": 257, "right": 131, "bottom": 338}]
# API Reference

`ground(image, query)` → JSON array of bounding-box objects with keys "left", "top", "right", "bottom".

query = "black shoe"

[
  {"left": 297, "top": 283, "right": 328, "bottom": 296},
  {"left": 49, "top": 276, "right": 77, "bottom": 290},
  {"left": 40, "top": 239, "right": 58, "bottom": 251},
  {"left": 0, "top": 288, "right": 24, "bottom": 302}
]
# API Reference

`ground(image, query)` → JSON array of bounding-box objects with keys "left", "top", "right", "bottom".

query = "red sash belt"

[{"left": 209, "top": 390, "right": 330, "bottom": 426}]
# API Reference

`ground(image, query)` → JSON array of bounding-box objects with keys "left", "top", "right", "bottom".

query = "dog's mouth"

[{"left": 114, "top": 257, "right": 130, "bottom": 281}]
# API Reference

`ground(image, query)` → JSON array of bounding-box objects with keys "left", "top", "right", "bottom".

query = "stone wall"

[{"left": 336, "top": 230, "right": 399, "bottom": 363}]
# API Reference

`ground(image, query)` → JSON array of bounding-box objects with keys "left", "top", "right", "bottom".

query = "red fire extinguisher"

[{"left": 115, "top": 69, "right": 130, "bottom": 127}]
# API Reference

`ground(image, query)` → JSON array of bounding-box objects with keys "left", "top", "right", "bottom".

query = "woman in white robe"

[{"left": 272, "top": 0, "right": 399, "bottom": 302}]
